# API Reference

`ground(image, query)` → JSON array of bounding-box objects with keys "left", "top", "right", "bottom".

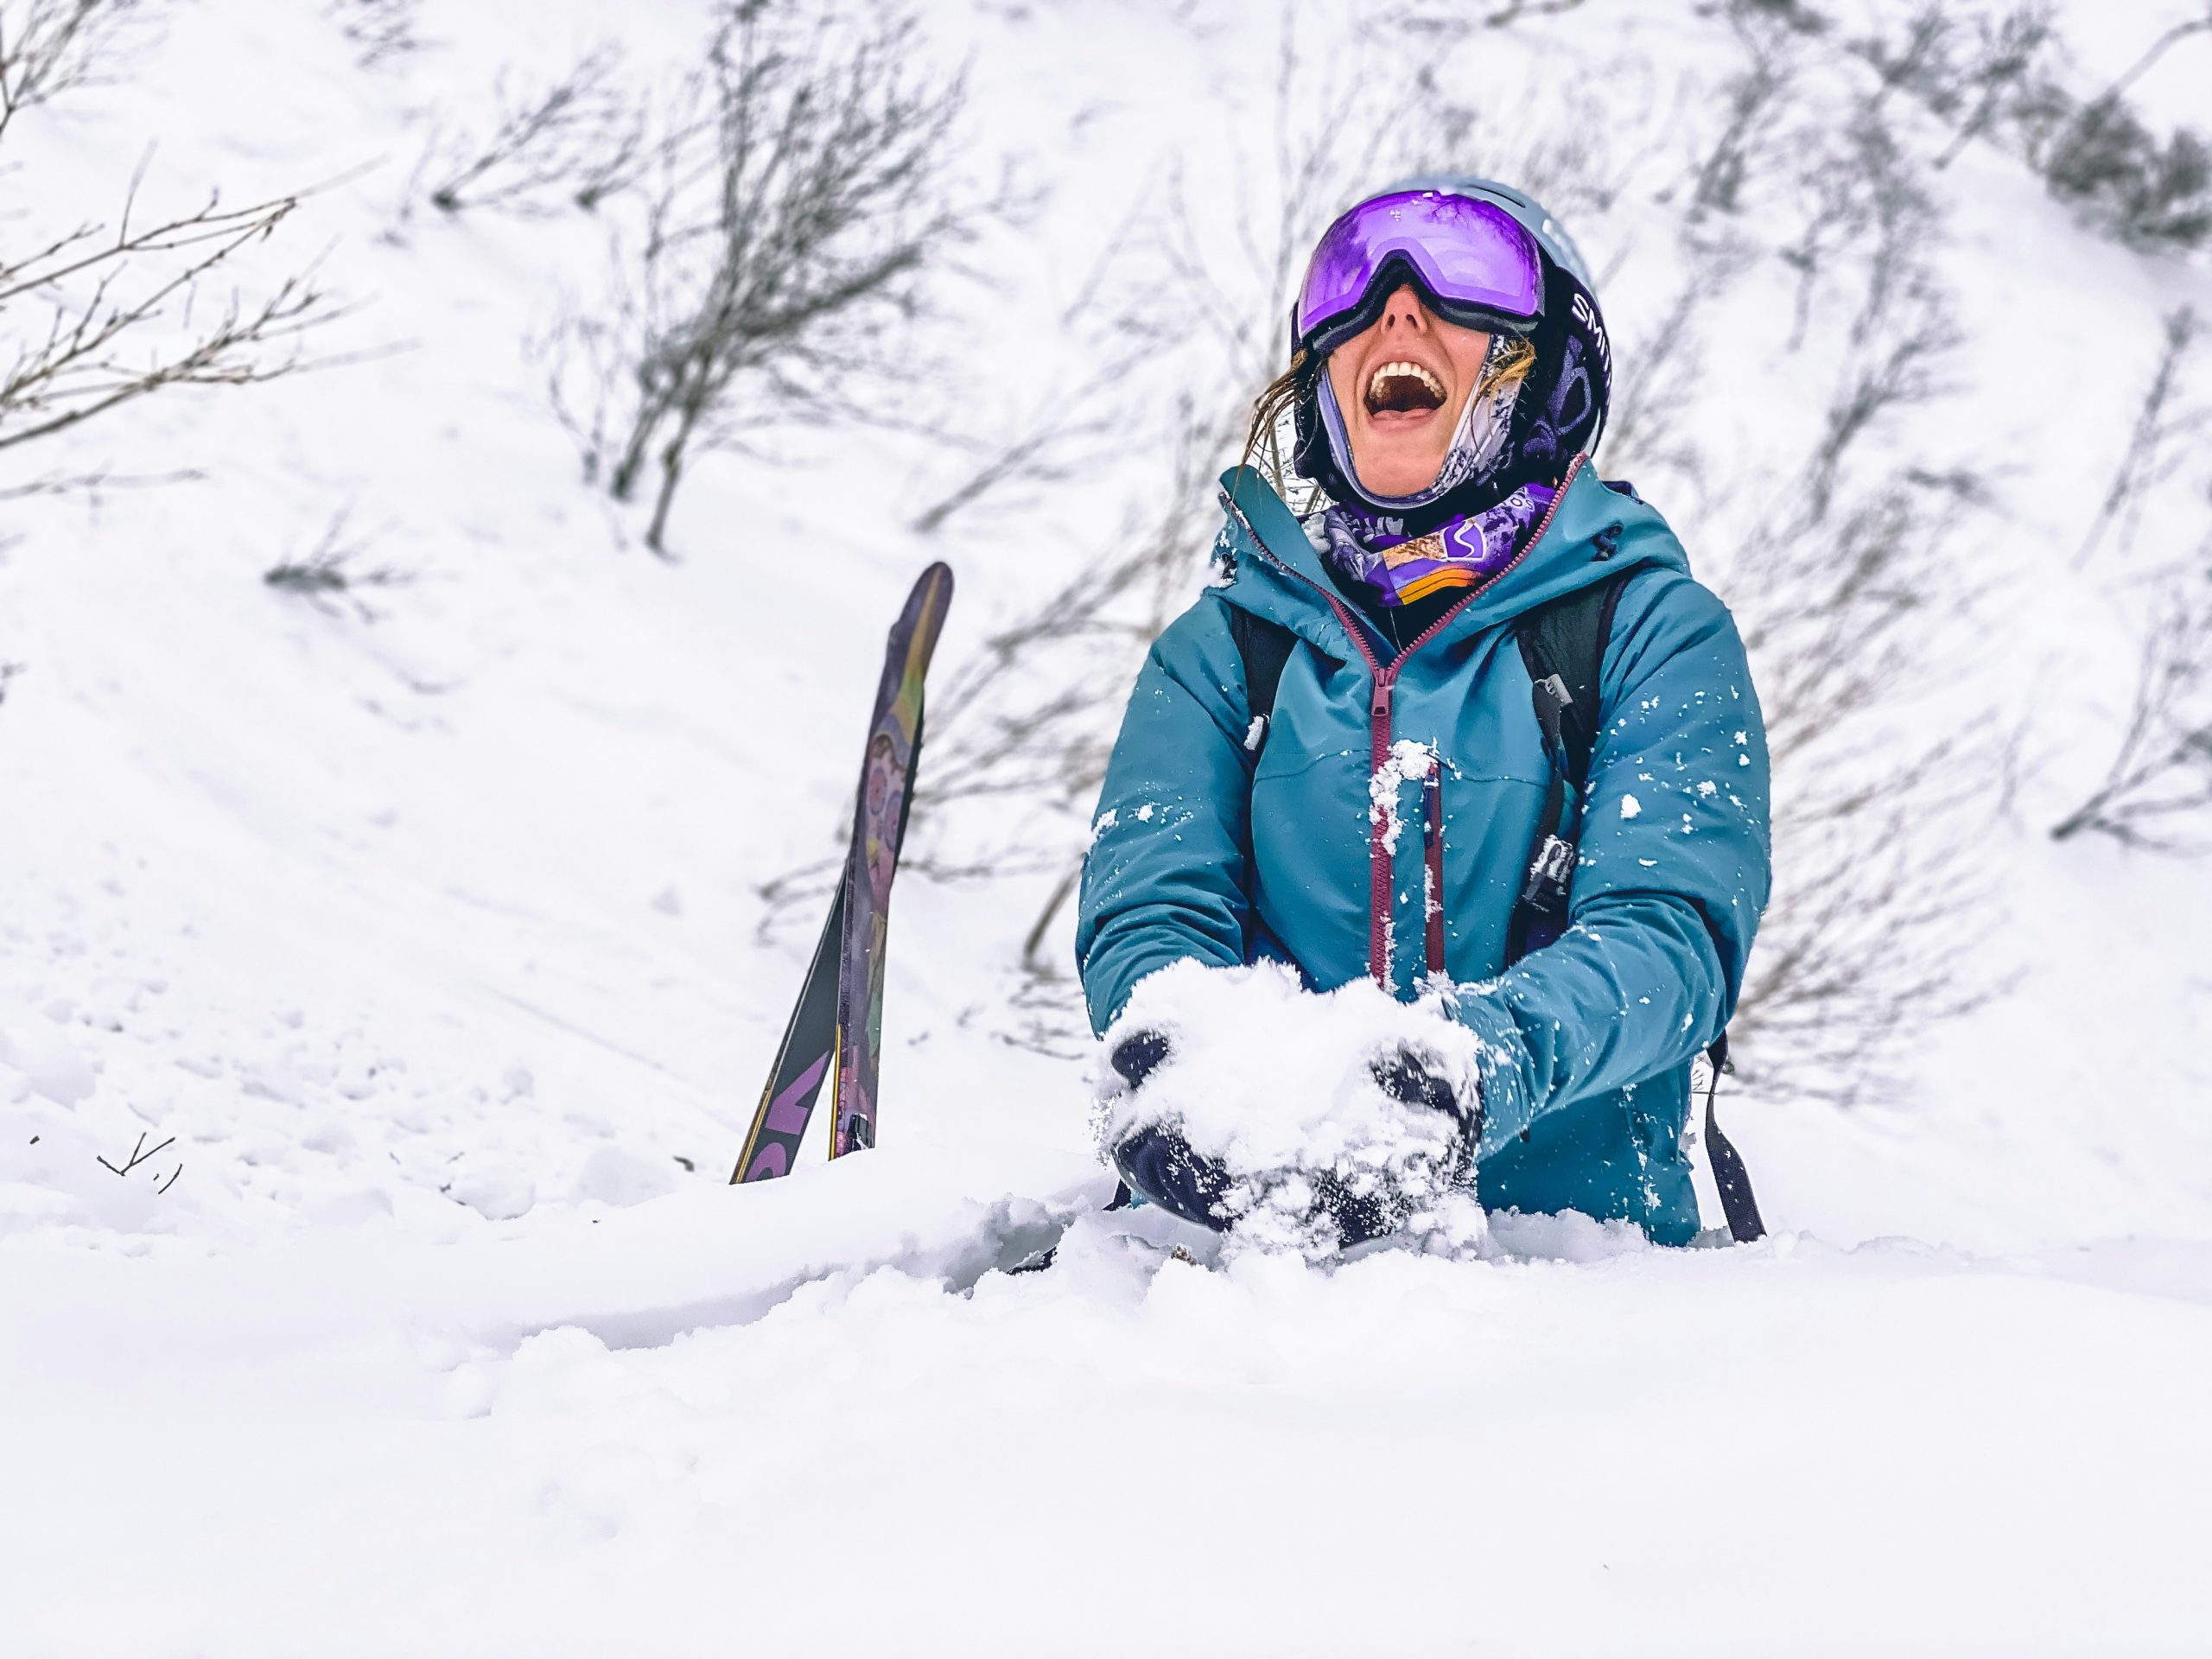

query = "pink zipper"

[
  {"left": 1423, "top": 769, "right": 1446, "bottom": 976},
  {"left": 1225, "top": 454, "right": 1588, "bottom": 987}
]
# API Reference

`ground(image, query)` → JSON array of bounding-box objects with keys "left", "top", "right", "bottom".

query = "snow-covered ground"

[{"left": 3, "top": 1, "right": 2210, "bottom": 1652}]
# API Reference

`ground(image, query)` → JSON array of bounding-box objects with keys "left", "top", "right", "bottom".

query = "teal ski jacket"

[{"left": 1074, "top": 457, "right": 1772, "bottom": 1244}]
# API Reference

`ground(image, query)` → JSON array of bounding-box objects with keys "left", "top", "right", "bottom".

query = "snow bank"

[{"left": 1097, "top": 960, "right": 1487, "bottom": 1257}]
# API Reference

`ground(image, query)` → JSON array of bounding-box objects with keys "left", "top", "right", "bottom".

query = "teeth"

[{"left": 1368, "top": 359, "right": 1446, "bottom": 402}]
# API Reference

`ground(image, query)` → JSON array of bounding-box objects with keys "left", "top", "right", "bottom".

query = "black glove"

[
  {"left": 1104, "top": 1033, "right": 1483, "bottom": 1245},
  {"left": 1109, "top": 1028, "right": 1172, "bottom": 1091},
  {"left": 1373, "top": 1042, "right": 1481, "bottom": 1165},
  {"left": 1303, "top": 1046, "right": 1483, "bottom": 1248},
  {"left": 1103, "top": 1030, "right": 1237, "bottom": 1231}
]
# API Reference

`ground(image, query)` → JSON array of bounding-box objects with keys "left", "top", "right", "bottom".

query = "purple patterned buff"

[{"left": 1316, "top": 482, "right": 1555, "bottom": 607}]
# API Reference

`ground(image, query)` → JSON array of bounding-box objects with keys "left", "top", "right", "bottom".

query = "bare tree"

[
  {"left": 558, "top": 0, "right": 977, "bottom": 555},
  {"left": 1849, "top": 2, "right": 2212, "bottom": 253},
  {"left": 0, "top": 0, "right": 136, "bottom": 128},
  {"left": 2053, "top": 308, "right": 2212, "bottom": 849},
  {"left": 417, "top": 45, "right": 650, "bottom": 218},
  {"left": 2040, "top": 97, "right": 2212, "bottom": 253},
  {"left": 1690, "top": 13, "right": 1799, "bottom": 219},
  {"left": 1, "top": 179, "right": 339, "bottom": 455},
  {"left": 2051, "top": 566, "right": 2212, "bottom": 851},
  {"left": 2076, "top": 308, "right": 2203, "bottom": 568},
  {"left": 327, "top": 0, "right": 420, "bottom": 69},
  {"left": 2, "top": 1, "right": 346, "bottom": 472}
]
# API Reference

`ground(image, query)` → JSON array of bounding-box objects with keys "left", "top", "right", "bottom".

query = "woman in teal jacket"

[{"left": 1075, "top": 179, "right": 1772, "bottom": 1247}]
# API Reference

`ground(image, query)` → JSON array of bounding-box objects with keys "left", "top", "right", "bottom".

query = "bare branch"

[
  {"left": 554, "top": 1, "right": 984, "bottom": 555},
  {"left": 1, "top": 174, "right": 351, "bottom": 460},
  {"left": 0, "top": 0, "right": 139, "bottom": 143},
  {"left": 421, "top": 45, "right": 650, "bottom": 218}
]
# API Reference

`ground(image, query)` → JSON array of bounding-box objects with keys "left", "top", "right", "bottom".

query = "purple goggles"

[{"left": 1294, "top": 189, "right": 1542, "bottom": 354}]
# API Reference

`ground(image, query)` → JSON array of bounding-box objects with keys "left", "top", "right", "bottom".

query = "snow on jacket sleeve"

[
  {"left": 1451, "top": 569, "right": 1773, "bottom": 1156},
  {"left": 1075, "top": 598, "right": 1255, "bottom": 1034}
]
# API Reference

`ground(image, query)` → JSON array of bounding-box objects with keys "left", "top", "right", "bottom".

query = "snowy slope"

[{"left": 3, "top": 0, "right": 2211, "bottom": 1652}]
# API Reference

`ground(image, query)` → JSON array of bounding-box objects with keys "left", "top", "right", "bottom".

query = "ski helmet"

[{"left": 1287, "top": 175, "right": 1612, "bottom": 521}]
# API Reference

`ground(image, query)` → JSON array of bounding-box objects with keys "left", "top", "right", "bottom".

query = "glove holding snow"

[
  {"left": 1370, "top": 1042, "right": 1483, "bottom": 1179},
  {"left": 1093, "top": 962, "right": 1488, "bottom": 1256},
  {"left": 1305, "top": 1042, "right": 1485, "bottom": 1247},
  {"left": 1101, "top": 1028, "right": 1239, "bottom": 1231}
]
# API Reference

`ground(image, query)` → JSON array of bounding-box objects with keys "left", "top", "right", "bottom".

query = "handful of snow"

[{"left": 1094, "top": 960, "right": 1488, "bottom": 1259}]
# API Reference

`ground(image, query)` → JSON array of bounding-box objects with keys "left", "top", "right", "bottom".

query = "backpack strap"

[
  {"left": 1227, "top": 606, "right": 1298, "bottom": 756},
  {"left": 1507, "top": 571, "right": 1630, "bottom": 960},
  {"left": 1510, "top": 567, "right": 1765, "bottom": 1245},
  {"left": 1701, "top": 1033, "right": 1766, "bottom": 1243},
  {"left": 1513, "top": 572, "right": 1629, "bottom": 798}
]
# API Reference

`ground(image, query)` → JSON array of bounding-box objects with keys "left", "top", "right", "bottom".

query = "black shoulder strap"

[
  {"left": 1512, "top": 568, "right": 1767, "bottom": 1245},
  {"left": 1701, "top": 1033, "right": 1766, "bottom": 1244},
  {"left": 1514, "top": 570, "right": 1630, "bottom": 795},
  {"left": 1504, "top": 570, "right": 1630, "bottom": 962},
  {"left": 1228, "top": 607, "right": 1298, "bottom": 755}
]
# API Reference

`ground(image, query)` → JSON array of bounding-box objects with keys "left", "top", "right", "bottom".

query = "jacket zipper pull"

[{"left": 1370, "top": 677, "right": 1394, "bottom": 725}]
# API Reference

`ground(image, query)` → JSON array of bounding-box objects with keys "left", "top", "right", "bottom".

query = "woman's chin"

[
  {"left": 1348, "top": 415, "right": 1449, "bottom": 499},
  {"left": 1351, "top": 457, "right": 1446, "bottom": 499}
]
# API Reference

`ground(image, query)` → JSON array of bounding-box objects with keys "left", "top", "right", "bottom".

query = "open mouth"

[{"left": 1364, "top": 359, "right": 1446, "bottom": 419}]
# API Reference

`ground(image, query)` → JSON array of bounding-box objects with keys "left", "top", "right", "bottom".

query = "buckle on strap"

[{"left": 1519, "top": 832, "right": 1574, "bottom": 912}]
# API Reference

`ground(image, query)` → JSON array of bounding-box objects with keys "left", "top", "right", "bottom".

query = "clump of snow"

[
  {"left": 1095, "top": 960, "right": 1485, "bottom": 1260},
  {"left": 1368, "top": 737, "right": 1437, "bottom": 855},
  {"left": 0, "top": 1008, "right": 99, "bottom": 1106}
]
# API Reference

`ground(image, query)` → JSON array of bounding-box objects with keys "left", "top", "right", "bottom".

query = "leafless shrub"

[
  {"left": 0, "top": 460, "right": 198, "bottom": 499},
  {"left": 1933, "top": 7, "right": 2057, "bottom": 167},
  {"left": 904, "top": 329, "right": 1161, "bottom": 538},
  {"left": 0, "top": 660, "right": 22, "bottom": 705},
  {"left": 1849, "top": 3, "right": 2057, "bottom": 162},
  {"left": 1691, "top": 14, "right": 1799, "bottom": 219},
  {"left": 419, "top": 45, "right": 649, "bottom": 217},
  {"left": 328, "top": 0, "right": 420, "bottom": 69},
  {"left": 2077, "top": 308, "right": 2203, "bottom": 567},
  {"left": 1777, "top": 94, "right": 1944, "bottom": 362},
  {"left": 1703, "top": 291, "right": 2003, "bottom": 1100},
  {"left": 1, "top": 178, "right": 342, "bottom": 456},
  {"left": 551, "top": 0, "right": 978, "bottom": 555},
  {"left": 0, "top": 0, "right": 137, "bottom": 125},
  {"left": 2041, "top": 98, "right": 2212, "bottom": 253},
  {"left": 1851, "top": 3, "right": 2212, "bottom": 253},
  {"left": 2051, "top": 568, "right": 2212, "bottom": 851},
  {"left": 264, "top": 508, "right": 408, "bottom": 617},
  {"left": 2, "top": 5, "right": 346, "bottom": 473},
  {"left": 2053, "top": 308, "right": 2212, "bottom": 849}
]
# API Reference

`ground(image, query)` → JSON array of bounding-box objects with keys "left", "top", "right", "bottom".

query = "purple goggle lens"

[{"left": 1294, "top": 189, "right": 1542, "bottom": 352}]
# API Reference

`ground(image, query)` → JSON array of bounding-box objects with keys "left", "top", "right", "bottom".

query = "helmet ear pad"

[{"left": 1508, "top": 262, "right": 1611, "bottom": 482}]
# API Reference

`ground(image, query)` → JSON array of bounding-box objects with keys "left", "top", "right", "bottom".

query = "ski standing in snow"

[{"left": 733, "top": 563, "right": 953, "bottom": 1183}]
